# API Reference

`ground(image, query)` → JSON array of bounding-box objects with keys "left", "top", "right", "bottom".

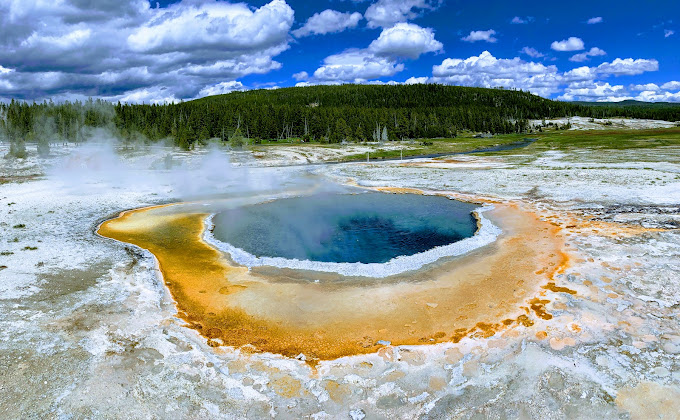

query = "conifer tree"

[{"left": 230, "top": 127, "right": 245, "bottom": 148}]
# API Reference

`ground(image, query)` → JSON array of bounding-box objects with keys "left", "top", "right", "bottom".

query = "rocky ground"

[
  {"left": 530, "top": 116, "right": 679, "bottom": 131},
  {"left": 1, "top": 139, "right": 679, "bottom": 419},
  {"left": 247, "top": 142, "right": 419, "bottom": 166}
]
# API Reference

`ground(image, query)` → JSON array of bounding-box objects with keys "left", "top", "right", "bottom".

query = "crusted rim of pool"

[
  {"left": 202, "top": 195, "right": 501, "bottom": 278},
  {"left": 96, "top": 187, "right": 570, "bottom": 361}
]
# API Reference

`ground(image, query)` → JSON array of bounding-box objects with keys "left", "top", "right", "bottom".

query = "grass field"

[
  {"left": 248, "top": 127, "right": 680, "bottom": 163},
  {"left": 522, "top": 127, "right": 680, "bottom": 151}
]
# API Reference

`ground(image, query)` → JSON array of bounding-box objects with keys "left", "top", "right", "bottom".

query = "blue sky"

[
  {"left": 0, "top": 0, "right": 678, "bottom": 102},
  {"left": 256, "top": 0, "right": 678, "bottom": 94}
]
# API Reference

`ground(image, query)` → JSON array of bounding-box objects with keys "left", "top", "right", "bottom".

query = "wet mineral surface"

[
  {"left": 1, "top": 143, "right": 679, "bottom": 419},
  {"left": 98, "top": 195, "right": 568, "bottom": 363}
]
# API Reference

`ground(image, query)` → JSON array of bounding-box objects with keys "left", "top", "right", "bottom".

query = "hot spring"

[
  {"left": 210, "top": 192, "right": 480, "bottom": 265},
  {"left": 98, "top": 190, "right": 566, "bottom": 361}
]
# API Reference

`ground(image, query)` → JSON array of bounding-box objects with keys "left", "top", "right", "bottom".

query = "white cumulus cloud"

[
  {"left": 461, "top": 29, "right": 497, "bottom": 43},
  {"left": 570, "top": 47, "right": 606, "bottom": 62},
  {"left": 559, "top": 80, "right": 680, "bottom": 103},
  {"left": 292, "top": 10, "right": 363, "bottom": 38},
  {"left": 630, "top": 83, "right": 660, "bottom": 92},
  {"left": 635, "top": 90, "right": 680, "bottom": 102},
  {"left": 364, "top": 0, "right": 438, "bottom": 28},
  {"left": 115, "top": 86, "right": 181, "bottom": 105},
  {"left": 427, "top": 51, "right": 661, "bottom": 101},
  {"left": 368, "top": 23, "right": 443, "bottom": 59},
  {"left": 292, "top": 71, "right": 309, "bottom": 81},
  {"left": 628, "top": 81, "right": 680, "bottom": 102},
  {"left": 587, "top": 17, "right": 603, "bottom": 24},
  {"left": 21, "top": 28, "right": 92, "bottom": 50},
  {"left": 313, "top": 50, "right": 405, "bottom": 82},
  {"left": 562, "top": 66, "right": 597, "bottom": 82},
  {"left": 558, "top": 82, "right": 630, "bottom": 102},
  {"left": 198, "top": 81, "right": 246, "bottom": 97},
  {"left": 303, "top": 22, "right": 441, "bottom": 84},
  {"left": 520, "top": 47, "right": 544, "bottom": 58},
  {"left": 127, "top": 0, "right": 293, "bottom": 53},
  {"left": 551, "top": 37, "right": 585, "bottom": 52},
  {"left": 596, "top": 58, "right": 659, "bottom": 76},
  {"left": 661, "top": 81, "right": 680, "bottom": 90},
  {"left": 405, "top": 76, "right": 429, "bottom": 84},
  {"left": 0, "top": 0, "right": 295, "bottom": 102},
  {"left": 431, "top": 51, "right": 561, "bottom": 97}
]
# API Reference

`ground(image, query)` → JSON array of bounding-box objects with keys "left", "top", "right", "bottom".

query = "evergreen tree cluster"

[
  {"left": 0, "top": 97, "right": 115, "bottom": 157},
  {"left": 2, "top": 84, "right": 680, "bottom": 155}
]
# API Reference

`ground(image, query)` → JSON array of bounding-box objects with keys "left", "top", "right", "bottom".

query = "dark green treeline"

[{"left": 2, "top": 85, "right": 680, "bottom": 152}]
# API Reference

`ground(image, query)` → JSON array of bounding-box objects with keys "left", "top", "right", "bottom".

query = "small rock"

[{"left": 295, "top": 353, "right": 306, "bottom": 361}]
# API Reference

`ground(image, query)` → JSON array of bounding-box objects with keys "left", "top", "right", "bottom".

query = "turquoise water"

[{"left": 211, "top": 193, "right": 479, "bottom": 264}]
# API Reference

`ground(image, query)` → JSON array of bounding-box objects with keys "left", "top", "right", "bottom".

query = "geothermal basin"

[
  {"left": 206, "top": 192, "right": 498, "bottom": 277},
  {"left": 211, "top": 193, "right": 479, "bottom": 264},
  {"left": 98, "top": 190, "right": 568, "bottom": 363}
]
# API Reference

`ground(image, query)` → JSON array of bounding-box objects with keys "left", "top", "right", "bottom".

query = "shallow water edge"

[
  {"left": 96, "top": 189, "right": 569, "bottom": 362},
  {"left": 203, "top": 201, "right": 501, "bottom": 278}
]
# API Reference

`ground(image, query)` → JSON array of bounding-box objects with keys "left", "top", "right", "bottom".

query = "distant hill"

[
  {"left": 3, "top": 85, "right": 680, "bottom": 150},
  {"left": 573, "top": 100, "right": 680, "bottom": 108},
  {"left": 118, "top": 85, "right": 680, "bottom": 147},
  {"left": 191, "top": 84, "right": 557, "bottom": 111}
]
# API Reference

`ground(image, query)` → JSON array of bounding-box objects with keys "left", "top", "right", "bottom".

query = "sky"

[{"left": 0, "top": 0, "right": 678, "bottom": 103}]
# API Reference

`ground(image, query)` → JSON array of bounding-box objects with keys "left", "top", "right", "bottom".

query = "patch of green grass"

[
  {"left": 0, "top": 251, "right": 14, "bottom": 256},
  {"left": 522, "top": 127, "right": 680, "bottom": 152},
  {"left": 250, "top": 127, "right": 680, "bottom": 161},
  {"left": 12, "top": 224, "right": 26, "bottom": 229},
  {"left": 22, "top": 246, "right": 38, "bottom": 251},
  {"left": 339, "top": 135, "right": 533, "bottom": 162}
]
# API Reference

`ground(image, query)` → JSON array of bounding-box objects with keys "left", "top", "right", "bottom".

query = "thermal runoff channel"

[{"left": 211, "top": 193, "right": 479, "bottom": 264}]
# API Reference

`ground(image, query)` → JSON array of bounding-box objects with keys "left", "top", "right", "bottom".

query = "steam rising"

[
  {"left": 205, "top": 204, "right": 501, "bottom": 278},
  {"left": 45, "top": 134, "right": 287, "bottom": 200}
]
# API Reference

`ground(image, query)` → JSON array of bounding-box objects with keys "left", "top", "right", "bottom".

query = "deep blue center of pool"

[{"left": 212, "top": 193, "right": 479, "bottom": 264}]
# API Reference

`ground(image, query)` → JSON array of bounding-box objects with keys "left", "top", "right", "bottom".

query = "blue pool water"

[{"left": 211, "top": 193, "right": 479, "bottom": 264}]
